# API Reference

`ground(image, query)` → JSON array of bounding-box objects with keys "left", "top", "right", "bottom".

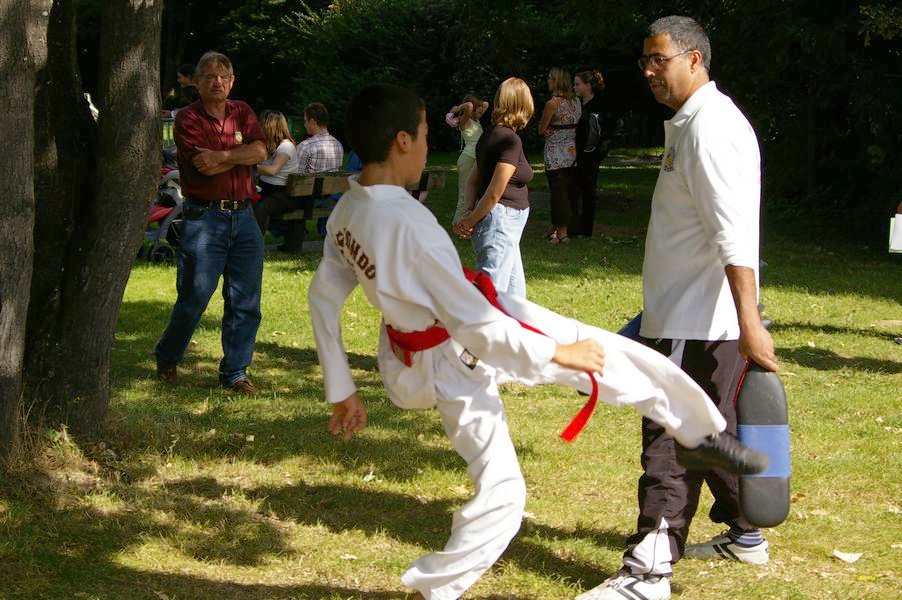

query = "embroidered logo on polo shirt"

[
  {"left": 663, "top": 146, "right": 675, "bottom": 172},
  {"left": 235, "top": 131, "right": 243, "bottom": 144}
]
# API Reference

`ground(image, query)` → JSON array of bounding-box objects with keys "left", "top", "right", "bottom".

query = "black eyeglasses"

[{"left": 638, "top": 49, "right": 693, "bottom": 71}]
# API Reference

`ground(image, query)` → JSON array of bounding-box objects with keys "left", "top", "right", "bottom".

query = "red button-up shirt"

[{"left": 174, "top": 100, "right": 265, "bottom": 201}]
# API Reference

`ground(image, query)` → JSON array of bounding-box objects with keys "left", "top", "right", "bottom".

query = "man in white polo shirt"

[{"left": 576, "top": 15, "right": 779, "bottom": 600}]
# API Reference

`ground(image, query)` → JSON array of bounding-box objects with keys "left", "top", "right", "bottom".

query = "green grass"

[{"left": 1, "top": 154, "right": 900, "bottom": 599}]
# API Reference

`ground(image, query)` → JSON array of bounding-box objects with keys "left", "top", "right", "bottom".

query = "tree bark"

[
  {"left": 25, "top": 0, "right": 162, "bottom": 438},
  {"left": 0, "top": 0, "right": 41, "bottom": 463}
]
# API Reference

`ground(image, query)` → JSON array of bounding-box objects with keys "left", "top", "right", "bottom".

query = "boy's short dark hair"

[
  {"left": 304, "top": 102, "right": 330, "bottom": 127},
  {"left": 346, "top": 84, "right": 425, "bottom": 164},
  {"left": 177, "top": 63, "right": 195, "bottom": 78}
]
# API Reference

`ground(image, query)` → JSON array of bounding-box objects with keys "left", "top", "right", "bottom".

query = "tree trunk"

[
  {"left": 25, "top": 0, "right": 162, "bottom": 438},
  {"left": 27, "top": 0, "right": 100, "bottom": 434},
  {"left": 0, "top": 0, "right": 40, "bottom": 463}
]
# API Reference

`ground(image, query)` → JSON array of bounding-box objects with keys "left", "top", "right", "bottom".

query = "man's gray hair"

[
  {"left": 195, "top": 51, "right": 233, "bottom": 76},
  {"left": 648, "top": 16, "right": 711, "bottom": 72}
]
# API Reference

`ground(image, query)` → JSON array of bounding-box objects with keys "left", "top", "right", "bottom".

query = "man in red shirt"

[{"left": 155, "top": 51, "right": 267, "bottom": 395}]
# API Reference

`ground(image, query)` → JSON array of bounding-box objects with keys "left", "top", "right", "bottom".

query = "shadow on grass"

[
  {"left": 113, "top": 298, "right": 379, "bottom": 389},
  {"left": 254, "top": 339, "right": 377, "bottom": 373},
  {"left": 242, "top": 480, "right": 629, "bottom": 594},
  {"left": 779, "top": 345, "right": 901, "bottom": 374},
  {"left": 114, "top": 298, "right": 247, "bottom": 385},
  {"left": 761, "top": 241, "right": 902, "bottom": 303},
  {"left": 772, "top": 321, "right": 902, "bottom": 343},
  {"left": 105, "top": 390, "right": 466, "bottom": 483},
  {"left": 0, "top": 468, "right": 305, "bottom": 598},
  {"left": 0, "top": 463, "right": 627, "bottom": 599},
  {"left": 506, "top": 521, "right": 629, "bottom": 590},
  {"left": 111, "top": 298, "right": 545, "bottom": 480}
]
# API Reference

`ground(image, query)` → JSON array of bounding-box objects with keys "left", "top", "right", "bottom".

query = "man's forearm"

[
  {"left": 725, "top": 264, "right": 779, "bottom": 370},
  {"left": 198, "top": 163, "right": 234, "bottom": 176},
  {"left": 724, "top": 265, "right": 759, "bottom": 329},
  {"left": 222, "top": 140, "right": 266, "bottom": 166}
]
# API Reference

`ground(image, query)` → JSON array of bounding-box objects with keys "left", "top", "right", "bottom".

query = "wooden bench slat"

[
  {"left": 321, "top": 177, "right": 351, "bottom": 195},
  {"left": 285, "top": 173, "right": 348, "bottom": 197},
  {"left": 284, "top": 169, "right": 451, "bottom": 197},
  {"left": 285, "top": 177, "right": 316, "bottom": 197}
]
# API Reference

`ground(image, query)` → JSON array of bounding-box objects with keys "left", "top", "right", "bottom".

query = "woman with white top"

[
  {"left": 448, "top": 95, "right": 489, "bottom": 225},
  {"left": 253, "top": 110, "right": 299, "bottom": 234}
]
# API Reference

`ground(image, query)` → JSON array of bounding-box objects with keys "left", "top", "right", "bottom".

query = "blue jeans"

[
  {"left": 155, "top": 203, "right": 264, "bottom": 385},
  {"left": 471, "top": 203, "right": 529, "bottom": 298}
]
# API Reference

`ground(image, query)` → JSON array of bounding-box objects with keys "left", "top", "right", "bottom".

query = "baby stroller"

[{"left": 140, "top": 147, "right": 184, "bottom": 262}]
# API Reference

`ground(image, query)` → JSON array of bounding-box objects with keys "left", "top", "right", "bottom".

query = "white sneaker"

[
  {"left": 683, "top": 532, "right": 769, "bottom": 564},
  {"left": 575, "top": 569, "right": 671, "bottom": 600}
]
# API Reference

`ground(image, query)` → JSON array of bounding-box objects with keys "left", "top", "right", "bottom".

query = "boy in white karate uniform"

[{"left": 308, "top": 84, "right": 766, "bottom": 600}]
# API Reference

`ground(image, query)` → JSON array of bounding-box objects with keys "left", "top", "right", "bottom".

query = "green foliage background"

[{"left": 72, "top": 0, "right": 902, "bottom": 245}]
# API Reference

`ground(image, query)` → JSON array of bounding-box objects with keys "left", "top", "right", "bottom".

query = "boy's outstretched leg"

[{"left": 493, "top": 293, "right": 767, "bottom": 475}]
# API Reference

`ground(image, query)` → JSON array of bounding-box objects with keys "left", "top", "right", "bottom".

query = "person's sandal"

[{"left": 551, "top": 234, "right": 569, "bottom": 244}]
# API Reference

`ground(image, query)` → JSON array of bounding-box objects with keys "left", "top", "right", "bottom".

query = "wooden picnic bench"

[{"left": 277, "top": 168, "right": 449, "bottom": 252}]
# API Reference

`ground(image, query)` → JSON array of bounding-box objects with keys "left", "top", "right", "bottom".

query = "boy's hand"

[
  {"left": 553, "top": 339, "right": 605, "bottom": 375},
  {"left": 328, "top": 392, "right": 368, "bottom": 441}
]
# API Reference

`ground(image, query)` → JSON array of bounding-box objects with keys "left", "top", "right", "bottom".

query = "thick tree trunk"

[
  {"left": 27, "top": 0, "right": 101, "bottom": 434},
  {"left": 0, "top": 0, "right": 41, "bottom": 463},
  {"left": 25, "top": 0, "right": 162, "bottom": 438}
]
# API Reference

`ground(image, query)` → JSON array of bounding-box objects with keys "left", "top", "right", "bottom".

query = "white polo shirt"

[{"left": 640, "top": 81, "right": 761, "bottom": 341}]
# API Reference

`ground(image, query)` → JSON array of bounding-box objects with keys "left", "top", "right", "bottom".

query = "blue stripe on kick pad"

[{"left": 738, "top": 424, "right": 791, "bottom": 478}]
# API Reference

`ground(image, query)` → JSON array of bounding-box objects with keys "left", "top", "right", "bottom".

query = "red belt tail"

[{"left": 464, "top": 268, "right": 600, "bottom": 442}]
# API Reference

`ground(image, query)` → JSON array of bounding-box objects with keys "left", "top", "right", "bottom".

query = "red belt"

[
  {"left": 385, "top": 322, "right": 450, "bottom": 368},
  {"left": 384, "top": 267, "right": 599, "bottom": 442}
]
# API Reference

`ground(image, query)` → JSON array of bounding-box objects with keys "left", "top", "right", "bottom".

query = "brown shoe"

[
  {"left": 228, "top": 378, "right": 260, "bottom": 396},
  {"left": 156, "top": 362, "right": 177, "bottom": 384}
]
